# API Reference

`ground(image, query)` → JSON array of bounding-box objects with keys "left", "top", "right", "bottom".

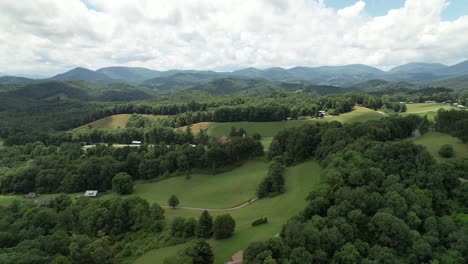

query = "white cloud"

[{"left": 0, "top": 0, "right": 467, "bottom": 75}]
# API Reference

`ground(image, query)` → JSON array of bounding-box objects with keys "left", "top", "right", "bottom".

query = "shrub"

[
  {"left": 438, "top": 144, "right": 454, "bottom": 158},
  {"left": 251, "top": 217, "right": 268, "bottom": 227}
]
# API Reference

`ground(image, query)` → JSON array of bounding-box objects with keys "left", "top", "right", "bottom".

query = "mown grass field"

[
  {"left": 135, "top": 160, "right": 322, "bottom": 264},
  {"left": 122, "top": 160, "right": 268, "bottom": 209},
  {"left": 404, "top": 103, "right": 448, "bottom": 113},
  {"left": 75, "top": 114, "right": 167, "bottom": 129},
  {"left": 413, "top": 132, "right": 468, "bottom": 162},
  {"left": 400, "top": 103, "right": 451, "bottom": 121},
  {"left": 207, "top": 106, "right": 383, "bottom": 138}
]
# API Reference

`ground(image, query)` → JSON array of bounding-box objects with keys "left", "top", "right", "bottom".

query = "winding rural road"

[{"left": 161, "top": 197, "right": 258, "bottom": 212}]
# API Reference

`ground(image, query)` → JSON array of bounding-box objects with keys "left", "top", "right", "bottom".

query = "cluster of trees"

[
  {"left": 0, "top": 196, "right": 165, "bottom": 263},
  {"left": 268, "top": 115, "right": 424, "bottom": 165},
  {"left": 244, "top": 117, "right": 467, "bottom": 263},
  {"left": 0, "top": 134, "right": 263, "bottom": 194},
  {"left": 435, "top": 109, "right": 468, "bottom": 142},
  {"left": 257, "top": 161, "right": 285, "bottom": 198},
  {"left": 169, "top": 210, "right": 236, "bottom": 240}
]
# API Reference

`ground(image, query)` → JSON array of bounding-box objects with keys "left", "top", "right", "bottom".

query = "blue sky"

[{"left": 325, "top": 0, "right": 467, "bottom": 20}]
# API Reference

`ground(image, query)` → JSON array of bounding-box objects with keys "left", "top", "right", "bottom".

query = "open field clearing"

[
  {"left": 135, "top": 160, "right": 321, "bottom": 264},
  {"left": 124, "top": 160, "right": 268, "bottom": 209},
  {"left": 176, "top": 122, "right": 213, "bottom": 133},
  {"left": 207, "top": 106, "right": 383, "bottom": 137},
  {"left": 405, "top": 103, "right": 449, "bottom": 113},
  {"left": 413, "top": 132, "right": 468, "bottom": 162},
  {"left": 401, "top": 103, "right": 452, "bottom": 121},
  {"left": 75, "top": 114, "right": 167, "bottom": 129}
]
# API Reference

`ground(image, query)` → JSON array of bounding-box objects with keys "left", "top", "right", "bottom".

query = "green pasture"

[
  {"left": 125, "top": 160, "right": 268, "bottom": 209},
  {"left": 401, "top": 103, "right": 452, "bottom": 121},
  {"left": 135, "top": 160, "right": 322, "bottom": 264},
  {"left": 413, "top": 132, "right": 468, "bottom": 162},
  {"left": 404, "top": 103, "right": 448, "bottom": 113}
]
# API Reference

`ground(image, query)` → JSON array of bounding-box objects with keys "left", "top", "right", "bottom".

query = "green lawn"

[
  {"left": 134, "top": 242, "right": 190, "bottom": 264},
  {"left": 413, "top": 132, "right": 468, "bottom": 162},
  {"left": 208, "top": 106, "right": 383, "bottom": 138},
  {"left": 401, "top": 103, "right": 451, "bottom": 121},
  {"left": 0, "top": 195, "right": 30, "bottom": 206},
  {"left": 114, "top": 160, "right": 268, "bottom": 209},
  {"left": 135, "top": 160, "right": 322, "bottom": 264}
]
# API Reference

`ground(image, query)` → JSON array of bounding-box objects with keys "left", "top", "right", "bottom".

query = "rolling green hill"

[
  {"left": 429, "top": 74, "right": 468, "bottom": 90},
  {"left": 50, "top": 67, "right": 115, "bottom": 83},
  {"left": 190, "top": 77, "right": 284, "bottom": 96},
  {"left": 389, "top": 62, "right": 447, "bottom": 73},
  {"left": 11, "top": 81, "right": 156, "bottom": 102},
  {"left": 0, "top": 76, "right": 35, "bottom": 85},
  {"left": 97, "top": 66, "right": 162, "bottom": 82},
  {"left": 144, "top": 72, "right": 222, "bottom": 91}
]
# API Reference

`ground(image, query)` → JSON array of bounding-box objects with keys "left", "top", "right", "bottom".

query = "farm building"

[
  {"left": 225, "top": 250, "right": 243, "bottom": 264},
  {"left": 458, "top": 105, "right": 466, "bottom": 109},
  {"left": 83, "top": 190, "right": 98, "bottom": 197},
  {"left": 24, "top": 192, "right": 40, "bottom": 198},
  {"left": 131, "top": 140, "right": 142, "bottom": 144}
]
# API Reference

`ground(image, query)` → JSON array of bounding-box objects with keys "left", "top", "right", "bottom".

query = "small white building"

[
  {"left": 131, "top": 140, "right": 142, "bottom": 144},
  {"left": 458, "top": 105, "right": 466, "bottom": 109},
  {"left": 83, "top": 190, "right": 98, "bottom": 197}
]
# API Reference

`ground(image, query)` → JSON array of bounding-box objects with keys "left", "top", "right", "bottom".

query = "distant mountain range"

[{"left": 2, "top": 60, "right": 468, "bottom": 91}]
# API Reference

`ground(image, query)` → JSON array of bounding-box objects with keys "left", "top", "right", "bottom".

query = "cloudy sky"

[{"left": 1, "top": 0, "right": 468, "bottom": 76}]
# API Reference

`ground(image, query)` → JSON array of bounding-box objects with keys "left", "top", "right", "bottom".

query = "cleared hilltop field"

[
  {"left": 207, "top": 106, "right": 384, "bottom": 138},
  {"left": 134, "top": 160, "right": 321, "bottom": 264},
  {"left": 401, "top": 102, "right": 452, "bottom": 121},
  {"left": 75, "top": 114, "right": 167, "bottom": 129}
]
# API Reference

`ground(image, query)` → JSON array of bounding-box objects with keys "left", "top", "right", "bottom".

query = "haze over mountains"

[{"left": 1, "top": 60, "right": 468, "bottom": 91}]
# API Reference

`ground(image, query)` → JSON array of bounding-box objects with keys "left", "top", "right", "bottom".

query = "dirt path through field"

[{"left": 162, "top": 197, "right": 258, "bottom": 212}]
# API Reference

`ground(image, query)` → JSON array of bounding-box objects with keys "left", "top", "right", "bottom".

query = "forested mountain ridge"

[{"left": 5, "top": 60, "right": 464, "bottom": 88}]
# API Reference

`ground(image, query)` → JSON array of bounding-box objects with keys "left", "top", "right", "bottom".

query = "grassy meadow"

[
  {"left": 401, "top": 103, "right": 451, "bottom": 121},
  {"left": 413, "top": 132, "right": 468, "bottom": 162},
  {"left": 207, "top": 106, "right": 383, "bottom": 138},
  {"left": 75, "top": 114, "right": 167, "bottom": 129},
  {"left": 119, "top": 160, "right": 268, "bottom": 209},
  {"left": 135, "top": 160, "right": 322, "bottom": 264}
]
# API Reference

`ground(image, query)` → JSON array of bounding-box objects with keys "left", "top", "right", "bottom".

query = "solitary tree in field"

[
  {"left": 213, "top": 214, "right": 236, "bottom": 239},
  {"left": 197, "top": 210, "right": 213, "bottom": 238},
  {"left": 168, "top": 195, "right": 180, "bottom": 208},
  {"left": 438, "top": 144, "right": 454, "bottom": 158},
  {"left": 112, "top": 172, "right": 134, "bottom": 195}
]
